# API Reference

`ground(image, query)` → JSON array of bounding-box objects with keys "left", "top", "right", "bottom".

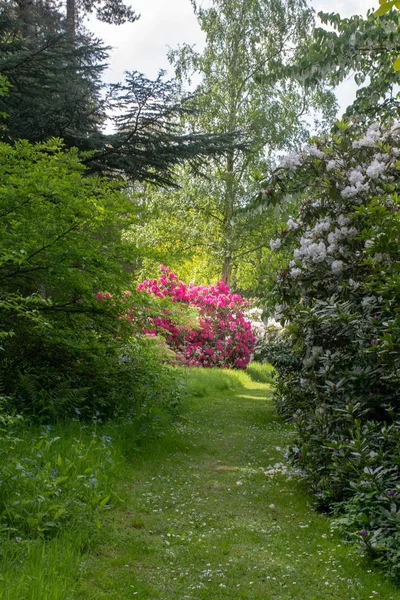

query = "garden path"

[{"left": 81, "top": 369, "right": 400, "bottom": 600}]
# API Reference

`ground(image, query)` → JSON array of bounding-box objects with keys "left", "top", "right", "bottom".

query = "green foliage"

[
  {"left": 279, "top": 7, "right": 400, "bottom": 122},
  {"left": 0, "top": 534, "right": 83, "bottom": 600},
  {"left": 0, "top": 139, "right": 182, "bottom": 419},
  {"left": 263, "top": 121, "right": 400, "bottom": 577},
  {"left": 0, "top": 414, "right": 115, "bottom": 538},
  {"left": 0, "top": 3, "right": 241, "bottom": 188},
  {"left": 154, "top": 0, "right": 337, "bottom": 287}
]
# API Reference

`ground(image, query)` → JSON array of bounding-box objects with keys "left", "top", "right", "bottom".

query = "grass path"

[{"left": 80, "top": 369, "right": 400, "bottom": 599}]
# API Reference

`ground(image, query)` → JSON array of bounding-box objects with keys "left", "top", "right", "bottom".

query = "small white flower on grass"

[{"left": 236, "top": 480, "right": 243, "bottom": 486}]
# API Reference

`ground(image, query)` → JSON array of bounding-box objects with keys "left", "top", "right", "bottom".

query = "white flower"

[
  {"left": 290, "top": 267, "right": 302, "bottom": 278},
  {"left": 341, "top": 181, "right": 369, "bottom": 199},
  {"left": 348, "top": 278, "right": 359, "bottom": 289},
  {"left": 337, "top": 214, "right": 351, "bottom": 226},
  {"left": 270, "top": 238, "right": 281, "bottom": 250},
  {"left": 279, "top": 152, "right": 303, "bottom": 170},
  {"left": 347, "top": 227, "right": 358, "bottom": 238},
  {"left": 312, "top": 217, "right": 331, "bottom": 235},
  {"left": 348, "top": 168, "right": 365, "bottom": 185},
  {"left": 326, "top": 158, "right": 344, "bottom": 171},
  {"left": 331, "top": 260, "right": 344, "bottom": 274},
  {"left": 305, "top": 144, "right": 325, "bottom": 159},
  {"left": 287, "top": 218, "right": 300, "bottom": 230},
  {"left": 293, "top": 237, "right": 327, "bottom": 263},
  {"left": 274, "top": 304, "right": 286, "bottom": 321},
  {"left": 303, "top": 346, "right": 323, "bottom": 368},
  {"left": 383, "top": 20, "right": 397, "bottom": 34},
  {"left": 361, "top": 296, "right": 376, "bottom": 308},
  {"left": 366, "top": 158, "right": 386, "bottom": 179},
  {"left": 353, "top": 123, "right": 381, "bottom": 148},
  {"left": 364, "top": 239, "right": 374, "bottom": 248}
]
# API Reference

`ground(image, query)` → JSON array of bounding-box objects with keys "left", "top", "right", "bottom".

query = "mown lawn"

[{"left": 78, "top": 367, "right": 400, "bottom": 599}]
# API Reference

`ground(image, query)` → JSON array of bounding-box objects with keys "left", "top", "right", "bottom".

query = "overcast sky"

[{"left": 88, "top": 0, "right": 378, "bottom": 118}]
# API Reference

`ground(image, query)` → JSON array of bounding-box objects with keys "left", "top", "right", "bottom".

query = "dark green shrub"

[{"left": 264, "top": 121, "right": 400, "bottom": 576}]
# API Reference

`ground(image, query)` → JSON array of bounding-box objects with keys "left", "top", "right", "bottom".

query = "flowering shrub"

[
  {"left": 264, "top": 121, "right": 400, "bottom": 577},
  {"left": 137, "top": 266, "right": 255, "bottom": 369},
  {"left": 244, "top": 306, "right": 282, "bottom": 362}
]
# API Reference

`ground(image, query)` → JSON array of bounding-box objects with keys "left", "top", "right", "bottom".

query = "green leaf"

[
  {"left": 394, "top": 56, "right": 400, "bottom": 71},
  {"left": 54, "top": 476, "right": 69, "bottom": 485},
  {"left": 54, "top": 508, "right": 67, "bottom": 519},
  {"left": 374, "top": 1, "right": 396, "bottom": 17},
  {"left": 99, "top": 494, "right": 111, "bottom": 507}
]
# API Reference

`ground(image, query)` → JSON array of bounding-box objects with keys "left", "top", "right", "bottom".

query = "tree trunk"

[
  {"left": 66, "top": 0, "right": 76, "bottom": 41},
  {"left": 16, "top": 0, "right": 36, "bottom": 36},
  {"left": 221, "top": 149, "right": 235, "bottom": 286}
]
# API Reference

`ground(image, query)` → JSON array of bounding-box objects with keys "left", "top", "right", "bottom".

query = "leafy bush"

[
  {"left": 136, "top": 266, "right": 256, "bottom": 369},
  {"left": 0, "top": 140, "right": 180, "bottom": 420},
  {"left": 0, "top": 410, "right": 115, "bottom": 538},
  {"left": 263, "top": 121, "right": 400, "bottom": 576}
]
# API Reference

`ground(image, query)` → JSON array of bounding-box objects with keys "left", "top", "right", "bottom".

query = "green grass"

[
  {"left": 2, "top": 367, "right": 399, "bottom": 598},
  {"left": 77, "top": 367, "right": 400, "bottom": 599},
  {"left": 0, "top": 533, "right": 83, "bottom": 600},
  {"left": 246, "top": 361, "right": 275, "bottom": 384},
  {"left": 0, "top": 418, "right": 121, "bottom": 599}
]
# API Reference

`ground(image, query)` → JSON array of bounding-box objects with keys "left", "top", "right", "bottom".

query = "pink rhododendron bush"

[{"left": 137, "top": 266, "right": 255, "bottom": 369}]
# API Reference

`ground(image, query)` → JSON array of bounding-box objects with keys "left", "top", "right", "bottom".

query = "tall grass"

[
  {"left": 246, "top": 361, "right": 275, "bottom": 383},
  {"left": 0, "top": 534, "right": 83, "bottom": 600},
  {"left": 180, "top": 367, "right": 245, "bottom": 398},
  {"left": 179, "top": 362, "right": 274, "bottom": 398}
]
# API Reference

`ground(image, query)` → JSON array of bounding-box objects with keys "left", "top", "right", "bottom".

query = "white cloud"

[
  {"left": 89, "top": 0, "right": 380, "bottom": 115},
  {"left": 87, "top": 0, "right": 206, "bottom": 83}
]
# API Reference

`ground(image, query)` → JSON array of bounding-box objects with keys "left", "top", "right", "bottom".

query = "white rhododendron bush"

[{"left": 265, "top": 121, "right": 400, "bottom": 578}]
